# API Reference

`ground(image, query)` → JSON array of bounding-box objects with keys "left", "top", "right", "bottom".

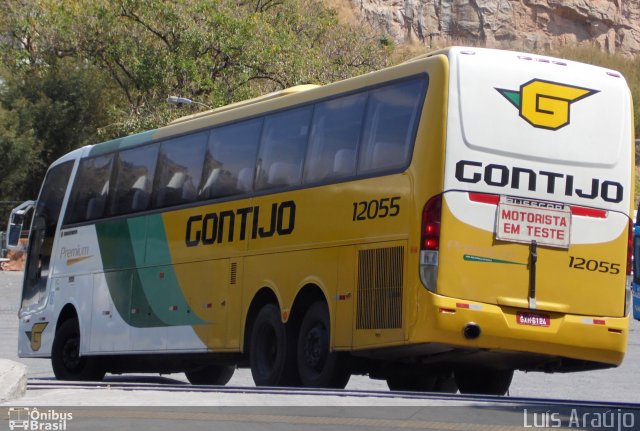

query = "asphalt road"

[{"left": 1, "top": 270, "right": 639, "bottom": 403}]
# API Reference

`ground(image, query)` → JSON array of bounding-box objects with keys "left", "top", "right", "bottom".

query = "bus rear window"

[{"left": 357, "top": 78, "right": 426, "bottom": 174}]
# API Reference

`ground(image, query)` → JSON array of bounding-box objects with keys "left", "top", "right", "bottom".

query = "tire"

[
  {"left": 433, "top": 373, "right": 459, "bottom": 393},
  {"left": 386, "top": 368, "right": 457, "bottom": 393},
  {"left": 455, "top": 367, "right": 513, "bottom": 396},
  {"left": 297, "top": 301, "right": 350, "bottom": 389},
  {"left": 387, "top": 373, "right": 437, "bottom": 391},
  {"left": 250, "top": 304, "right": 299, "bottom": 386},
  {"left": 185, "top": 364, "right": 235, "bottom": 386},
  {"left": 51, "top": 318, "right": 105, "bottom": 381}
]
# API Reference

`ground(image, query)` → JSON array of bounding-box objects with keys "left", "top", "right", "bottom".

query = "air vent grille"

[
  {"left": 230, "top": 262, "right": 238, "bottom": 285},
  {"left": 356, "top": 246, "right": 404, "bottom": 330}
]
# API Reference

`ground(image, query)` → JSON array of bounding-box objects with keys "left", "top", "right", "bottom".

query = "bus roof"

[
  {"left": 169, "top": 84, "right": 320, "bottom": 125},
  {"left": 85, "top": 84, "right": 321, "bottom": 158}
]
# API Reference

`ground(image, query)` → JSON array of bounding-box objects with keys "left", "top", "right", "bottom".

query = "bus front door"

[{"left": 20, "top": 161, "right": 74, "bottom": 312}]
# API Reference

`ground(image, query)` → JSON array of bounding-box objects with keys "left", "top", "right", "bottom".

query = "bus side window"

[
  {"left": 153, "top": 132, "right": 207, "bottom": 209},
  {"left": 357, "top": 78, "right": 427, "bottom": 174},
  {"left": 65, "top": 154, "right": 114, "bottom": 224},
  {"left": 109, "top": 144, "right": 159, "bottom": 216},
  {"left": 303, "top": 92, "right": 367, "bottom": 184},
  {"left": 255, "top": 106, "right": 313, "bottom": 191},
  {"left": 200, "top": 118, "right": 262, "bottom": 200}
]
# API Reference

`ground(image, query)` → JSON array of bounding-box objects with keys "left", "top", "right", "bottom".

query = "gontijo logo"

[{"left": 496, "top": 79, "right": 598, "bottom": 130}]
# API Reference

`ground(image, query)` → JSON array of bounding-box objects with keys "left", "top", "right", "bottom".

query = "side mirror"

[{"left": 6, "top": 200, "right": 35, "bottom": 250}]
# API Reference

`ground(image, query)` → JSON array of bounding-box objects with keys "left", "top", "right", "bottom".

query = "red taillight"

[
  {"left": 468, "top": 192, "right": 499, "bottom": 205},
  {"left": 627, "top": 220, "right": 633, "bottom": 276},
  {"left": 570, "top": 205, "right": 607, "bottom": 218},
  {"left": 422, "top": 195, "right": 442, "bottom": 250}
]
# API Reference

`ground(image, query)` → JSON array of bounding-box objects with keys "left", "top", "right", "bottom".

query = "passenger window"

[
  {"left": 304, "top": 93, "right": 367, "bottom": 183},
  {"left": 200, "top": 118, "right": 262, "bottom": 200},
  {"left": 153, "top": 132, "right": 207, "bottom": 208},
  {"left": 357, "top": 78, "right": 427, "bottom": 174},
  {"left": 255, "top": 106, "right": 313, "bottom": 191},
  {"left": 66, "top": 154, "right": 114, "bottom": 223},
  {"left": 109, "top": 144, "right": 159, "bottom": 216}
]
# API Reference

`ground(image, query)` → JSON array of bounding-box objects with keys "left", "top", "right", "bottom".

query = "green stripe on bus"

[
  {"left": 136, "top": 215, "right": 204, "bottom": 326},
  {"left": 96, "top": 219, "right": 138, "bottom": 270},
  {"left": 463, "top": 254, "right": 526, "bottom": 266},
  {"left": 96, "top": 219, "right": 165, "bottom": 328},
  {"left": 96, "top": 216, "right": 204, "bottom": 327}
]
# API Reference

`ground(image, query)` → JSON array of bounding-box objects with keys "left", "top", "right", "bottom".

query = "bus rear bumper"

[{"left": 422, "top": 293, "right": 628, "bottom": 369}]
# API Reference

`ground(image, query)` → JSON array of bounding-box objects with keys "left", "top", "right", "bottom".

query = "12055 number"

[
  {"left": 352, "top": 197, "right": 400, "bottom": 221},
  {"left": 568, "top": 256, "right": 620, "bottom": 275}
]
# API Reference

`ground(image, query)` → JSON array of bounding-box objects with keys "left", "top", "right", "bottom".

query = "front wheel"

[
  {"left": 51, "top": 318, "right": 105, "bottom": 381},
  {"left": 455, "top": 367, "right": 513, "bottom": 396},
  {"left": 185, "top": 364, "right": 235, "bottom": 385},
  {"left": 297, "top": 301, "right": 350, "bottom": 389}
]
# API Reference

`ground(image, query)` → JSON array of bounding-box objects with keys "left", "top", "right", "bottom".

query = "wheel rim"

[
  {"left": 302, "top": 322, "right": 327, "bottom": 373},
  {"left": 62, "top": 336, "right": 81, "bottom": 371}
]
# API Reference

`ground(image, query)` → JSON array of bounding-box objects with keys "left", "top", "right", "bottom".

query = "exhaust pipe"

[{"left": 463, "top": 322, "right": 481, "bottom": 340}]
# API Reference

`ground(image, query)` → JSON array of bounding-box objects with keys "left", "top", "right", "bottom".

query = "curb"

[{"left": 0, "top": 359, "right": 27, "bottom": 403}]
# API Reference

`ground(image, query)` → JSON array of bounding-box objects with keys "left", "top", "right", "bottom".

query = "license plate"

[
  {"left": 517, "top": 311, "right": 550, "bottom": 327},
  {"left": 495, "top": 196, "right": 571, "bottom": 248}
]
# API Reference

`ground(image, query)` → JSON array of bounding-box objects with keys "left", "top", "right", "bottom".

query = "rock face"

[{"left": 347, "top": 0, "right": 640, "bottom": 55}]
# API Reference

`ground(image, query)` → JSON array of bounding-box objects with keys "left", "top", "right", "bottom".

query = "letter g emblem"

[{"left": 497, "top": 79, "right": 598, "bottom": 131}]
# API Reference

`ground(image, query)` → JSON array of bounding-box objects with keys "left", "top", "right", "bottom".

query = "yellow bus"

[{"left": 9, "top": 47, "right": 634, "bottom": 395}]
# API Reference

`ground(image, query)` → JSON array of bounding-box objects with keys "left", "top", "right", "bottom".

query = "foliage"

[
  {"left": 0, "top": 59, "right": 119, "bottom": 209},
  {"left": 0, "top": 0, "right": 390, "bottom": 131}
]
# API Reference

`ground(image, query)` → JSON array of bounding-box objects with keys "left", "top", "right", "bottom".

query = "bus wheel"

[
  {"left": 454, "top": 367, "right": 513, "bottom": 396},
  {"left": 185, "top": 365, "right": 235, "bottom": 386},
  {"left": 387, "top": 370, "right": 456, "bottom": 392},
  {"left": 433, "top": 373, "right": 459, "bottom": 393},
  {"left": 51, "top": 318, "right": 105, "bottom": 381},
  {"left": 297, "top": 301, "right": 350, "bottom": 389},
  {"left": 250, "top": 304, "right": 299, "bottom": 386}
]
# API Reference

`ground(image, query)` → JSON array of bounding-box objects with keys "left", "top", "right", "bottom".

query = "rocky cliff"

[{"left": 347, "top": 0, "right": 640, "bottom": 55}]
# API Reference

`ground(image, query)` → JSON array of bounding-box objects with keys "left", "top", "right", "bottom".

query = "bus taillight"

[
  {"left": 421, "top": 194, "right": 442, "bottom": 251},
  {"left": 420, "top": 194, "right": 442, "bottom": 292}
]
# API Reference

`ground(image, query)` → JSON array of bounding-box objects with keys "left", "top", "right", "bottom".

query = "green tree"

[
  {"left": 1, "top": 0, "right": 390, "bottom": 136},
  {"left": 0, "top": 59, "right": 120, "bottom": 218}
]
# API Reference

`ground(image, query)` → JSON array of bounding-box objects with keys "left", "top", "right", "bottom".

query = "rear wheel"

[
  {"left": 386, "top": 368, "right": 457, "bottom": 393},
  {"left": 297, "top": 301, "right": 350, "bottom": 389},
  {"left": 51, "top": 318, "right": 105, "bottom": 381},
  {"left": 455, "top": 367, "right": 513, "bottom": 395},
  {"left": 250, "top": 304, "right": 299, "bottom": 386},
  {"left": 185, "top": 364, "right": 235, "bottom": 385}
]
